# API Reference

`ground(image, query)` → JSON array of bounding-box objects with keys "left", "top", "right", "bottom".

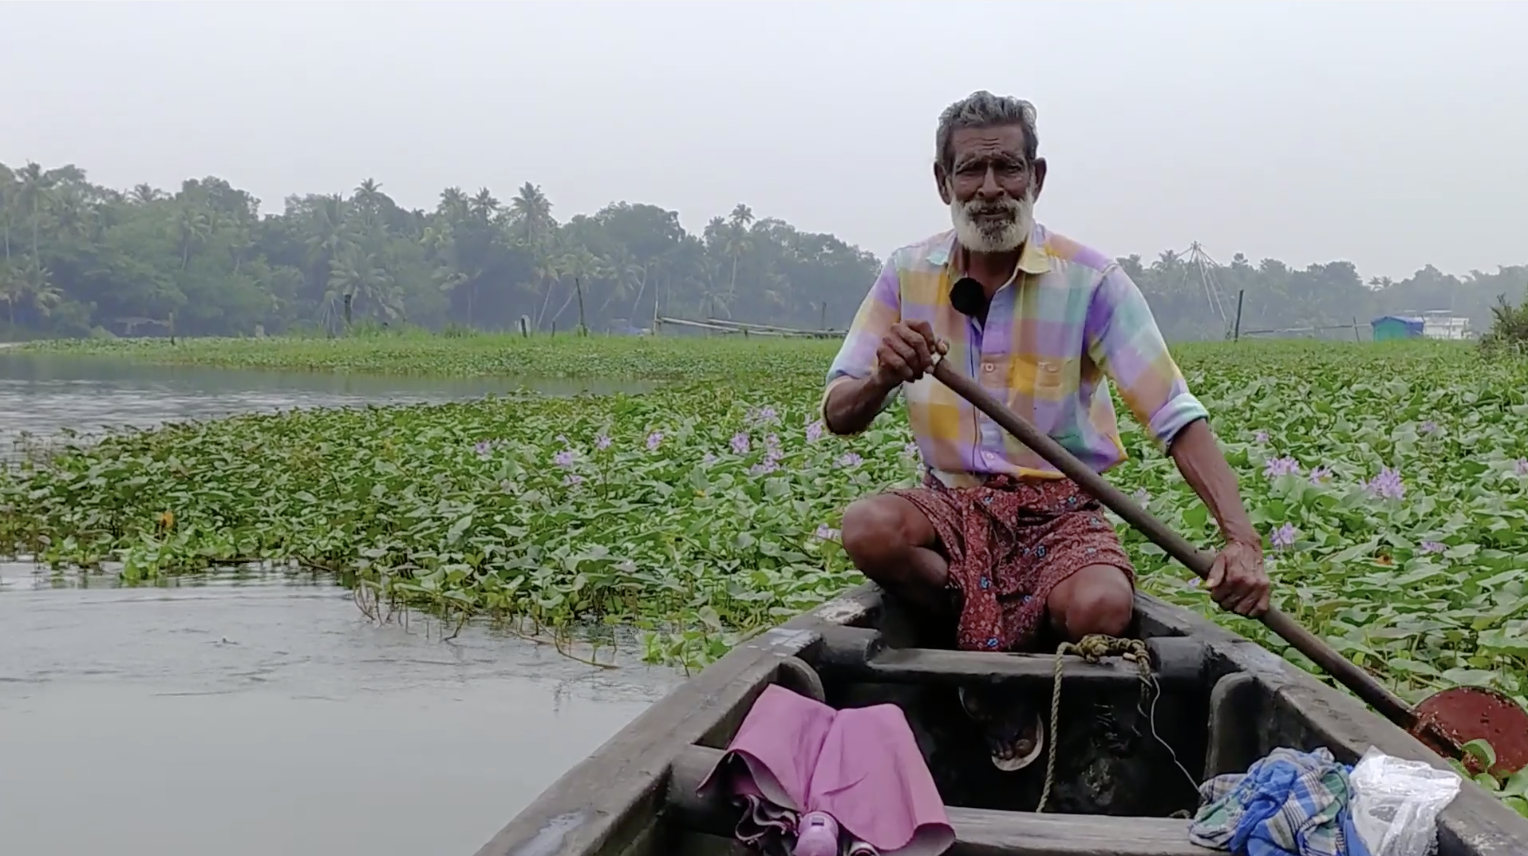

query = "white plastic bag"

[{"left": 1348, "top": 747, "right": 1462, "bottom": 856}]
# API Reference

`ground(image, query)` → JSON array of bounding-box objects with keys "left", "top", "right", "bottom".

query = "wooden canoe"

[{"left": 474, "top": 584, "right": 1528, "bottom": 856}]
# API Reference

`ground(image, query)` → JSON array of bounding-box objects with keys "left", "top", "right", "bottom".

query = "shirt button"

[{"left": 982, "top": 362, "right": 995, "bottom": 373}]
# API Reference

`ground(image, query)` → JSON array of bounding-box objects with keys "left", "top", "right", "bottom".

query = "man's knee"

[
  {"left": 840, "top": 495, "right": 927, "bottom": 572},
  {"left": 1049, "top": 565, "right": 1134, "bottom": 639}
]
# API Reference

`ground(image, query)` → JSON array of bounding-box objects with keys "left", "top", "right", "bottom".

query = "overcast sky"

[{"left": 3, "top": 1, "right": 1525, "bottom": 281}]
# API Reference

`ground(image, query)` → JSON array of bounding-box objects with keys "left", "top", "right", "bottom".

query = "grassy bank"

[
  {"left": 5, "top": 336, "right": 1528, "bottom": 709},
  {"left": 20, "top": 331, "right": 843, "bottom": 381}
]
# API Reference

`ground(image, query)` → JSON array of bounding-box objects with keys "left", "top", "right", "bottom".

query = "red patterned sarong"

[{"left": 891, "top": 473, "right": 1135, "bottom": 653}]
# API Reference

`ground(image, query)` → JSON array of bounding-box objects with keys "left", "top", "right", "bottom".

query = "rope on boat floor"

[{"left": 1036, "top": 634, "right": 1200, "bottom": 813}]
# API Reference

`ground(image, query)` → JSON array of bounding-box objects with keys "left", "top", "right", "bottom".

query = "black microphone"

[{"left": 950, "top": 276, "right": 988, "bottom": 321}]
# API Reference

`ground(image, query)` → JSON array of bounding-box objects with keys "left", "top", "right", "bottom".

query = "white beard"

[{"left": 950, "top": 187, "right": 1035, "bottom": 254}]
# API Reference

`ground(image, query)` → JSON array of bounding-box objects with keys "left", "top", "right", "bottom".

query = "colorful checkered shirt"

[{"left": 822, "top": 224, "right": 1207, "bottom": 488}]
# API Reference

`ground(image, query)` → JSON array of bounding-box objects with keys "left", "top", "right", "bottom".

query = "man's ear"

[
  {"left": 1031, "top": 157, "right": 1048, "bottom": 200},
  {"left": 934, "top": 162, "right": 951, "bottom": 206}
]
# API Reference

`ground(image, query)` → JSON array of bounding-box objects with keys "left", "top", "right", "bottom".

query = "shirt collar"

[{"left": 927, "top": 222, "right": 1052, "bottom": 277}]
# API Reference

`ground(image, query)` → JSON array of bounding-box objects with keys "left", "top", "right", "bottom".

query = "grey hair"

[{"left": 935, "top": 91, "right": 1039, "bottom": 170}]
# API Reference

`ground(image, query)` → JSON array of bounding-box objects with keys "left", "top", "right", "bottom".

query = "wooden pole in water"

[{"left": 1232, "top": 290, "right": 1244, "bottom": 342}]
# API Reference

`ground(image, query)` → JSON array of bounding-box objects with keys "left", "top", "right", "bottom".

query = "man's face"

[{"left": 935, "top": 124, "right": 1047, "bottom": 253}]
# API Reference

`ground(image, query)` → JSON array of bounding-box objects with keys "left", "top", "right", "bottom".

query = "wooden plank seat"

[{"left": 811, "top": 625, "right": 1208, "bottom": 692}]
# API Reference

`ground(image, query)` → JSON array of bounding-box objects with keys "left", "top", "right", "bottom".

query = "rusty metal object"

[{"left": 1413, "top": 686, "right": 1528, "bottom": 775}]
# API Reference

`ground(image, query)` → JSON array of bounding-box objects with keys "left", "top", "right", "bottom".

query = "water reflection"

[
  {"left": 0, "top": 562, "right": 684, "bottom": 856},
  {"left": 0, "top": 351, "right": 659, "bottom": 457}
]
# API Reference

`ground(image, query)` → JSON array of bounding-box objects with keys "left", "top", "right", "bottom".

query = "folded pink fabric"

[{"left": 697, "top": 684, "right": 955, "bottom": 856}]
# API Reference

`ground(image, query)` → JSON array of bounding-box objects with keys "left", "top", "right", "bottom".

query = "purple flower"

[
  {"left": 1133, "top": 488, "right": 1150, "bottom": 505},
  {"left": 646, "top": 431, "right": 663, "bottom": 451},
  {"left": 701, "top": 452, "right": 717, "bottom": 466},
  {"left": 1420, "top": 540, "right": 1446, "bottom": 554},
  {"left": 730, "top": 432, "right": 751, "bottom": 455},
  {"left": 595, "top": 433, "right": 612, "bottom": 450},
  {"left": 748, "top": 406, "right": 779, "bottom": 426},
  {"left": 837, "top": 452, "right": 863, "bottom": 468},
  {"left": 1419, "top": 420, "right": 1439, "bottom": 435},
  {"left": 1264, "top": 456, "right": 1301, "bottom": 478},
  {"left": 1269, "top": 522, "right": 1297, "bottom": 549},
  {"left": 553, "top": 449, "right": 575, "bottom": 467},
  {"left": 1515, "top": 458, "right": 1528, "bottom": 476},
  {"left": 1309, "top": 465, "right": 1333, "bottom": 484},
  {"left": 1364, "top": 466, "right": 1405, "bottom": 500},
  {"left": 750, "top": 460, "right": 780, "bottom": 476},
  {"left": 814, "top": 524, "right": 841, "bottom": 542},
  {"left": 765, "top": 433, "right": 781, "bottom": 452},
  {"left": 473, "top": 440, "right": 493, "bottom": 457},
  {"left": 564, "top": 473, "right": 584, "bottom": 486},
  {"left": 806, "top": 420, "right": 824, "bottom": 443},
  {"left": 1254, "top": 431, "right": 1269, "bottom": 444},
  {"left": 903, "top": 441, "right": 919, "bottom": 458}
]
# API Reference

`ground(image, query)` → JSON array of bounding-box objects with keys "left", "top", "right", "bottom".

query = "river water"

[{"left": 0, "top": 351, "right": 684, "bottom": 856}]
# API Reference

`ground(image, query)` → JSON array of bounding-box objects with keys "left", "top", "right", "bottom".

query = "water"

[
  {"left": 0, "top": 352, "right": 684, "bottom": 855},
  {"left": 0, "top": 351, "right": 658, "bottom": 457}
]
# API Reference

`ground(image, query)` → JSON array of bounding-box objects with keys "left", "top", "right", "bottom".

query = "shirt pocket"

[
  {"left": 1006, "top": 355, "right": 1070, "bottom": 396},
  {"left": 1007, "top": 356, "right": 1075, "bottom": 435}
]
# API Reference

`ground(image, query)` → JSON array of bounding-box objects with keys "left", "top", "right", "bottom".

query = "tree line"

[{"left": 0, "top": 160, "right": 1523, "bottom": 341}]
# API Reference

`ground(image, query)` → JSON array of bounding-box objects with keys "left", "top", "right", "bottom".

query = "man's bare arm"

[
  {"left": 823, "top": 375, "right": 900, "bottom": 436},
  {"left": 823, "top": 320, "right": 939, "bottom": 436},
  {"left": 1168, "top": 418, "right": 1258, "bottom": 545}
]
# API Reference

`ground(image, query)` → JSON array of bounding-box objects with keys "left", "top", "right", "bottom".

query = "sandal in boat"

[{"left": 958, "top": 685, "right": 1045, "bottom": 772}]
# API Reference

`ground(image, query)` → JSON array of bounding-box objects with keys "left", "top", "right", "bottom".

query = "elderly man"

[{"left": 821, "top": 91, "right": 1269, "bottom": 770}]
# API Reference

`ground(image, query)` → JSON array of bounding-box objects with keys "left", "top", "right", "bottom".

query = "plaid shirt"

[{"left": 822, "top": 224, "right": 1207, "bottom": 488}]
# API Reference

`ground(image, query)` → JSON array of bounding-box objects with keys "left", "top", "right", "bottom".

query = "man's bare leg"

[
  {"left": 839, "top": 494, "right": 950, "bottom": 619},
  {"left": 1045, "top": 564, "right": 1135, "bottom": 641}
]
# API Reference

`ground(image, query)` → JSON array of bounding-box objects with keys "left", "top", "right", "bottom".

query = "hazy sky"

[{"left": 4, "top": 2, "right": 1525, "bottom": 281}]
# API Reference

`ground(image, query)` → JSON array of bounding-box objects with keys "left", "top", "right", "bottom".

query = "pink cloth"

[{"left": 697, "top": 684, "right": 955, "bottom": 856}]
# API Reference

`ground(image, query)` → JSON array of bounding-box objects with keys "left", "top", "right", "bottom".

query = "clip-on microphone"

[{"left": 950, "top": 276, "right": 988, "bottom": 324}]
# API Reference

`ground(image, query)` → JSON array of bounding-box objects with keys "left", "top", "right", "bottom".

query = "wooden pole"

[{"left": 1232, "top": 289, "right": 1245, "bottom": 342}]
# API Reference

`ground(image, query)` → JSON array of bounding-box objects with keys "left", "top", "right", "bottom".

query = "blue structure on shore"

[{"left": 1370, "top": 315, "right": 1425, "bottom": 341}]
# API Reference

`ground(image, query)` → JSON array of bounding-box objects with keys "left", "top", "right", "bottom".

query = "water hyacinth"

[
  {"left": 8, "top": 337, "right": 1528, "bottom": 703},
  {"left": 1418, "top": 420, "right": 1439, "bottom": 435},
  {"left": 747, "top": 406, "right": 779, "bottom": 426},
  {"left": 645, "top": 431, "right": 663, "bottom": 451},
  {"left": 1364, "top": 466, "right": 1405, "bottom": 500},
  {"left": 730, "top": 432, "right": 751, "bottom": 455},
  {"left": 1263, "top": 456, "right": 1301, "bottom": 478},
  {"left": 1254, "top": 430, "right": 1269, "bottom": 444}
]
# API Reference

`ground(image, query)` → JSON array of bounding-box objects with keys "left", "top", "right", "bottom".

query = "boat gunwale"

[{"left": 472, "top": 584, "right": 1528, "bottom": 856}]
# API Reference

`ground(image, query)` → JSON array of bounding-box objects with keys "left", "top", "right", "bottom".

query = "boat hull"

[{"left": 475, "top": 584, "right": 1528, "bottom": 856}]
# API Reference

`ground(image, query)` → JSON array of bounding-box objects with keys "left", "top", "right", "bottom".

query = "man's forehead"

[{"left": 950, "top": 125, "right": 1029, "bottom": 160}]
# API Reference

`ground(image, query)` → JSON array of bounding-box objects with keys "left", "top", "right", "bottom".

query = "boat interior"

[{"left": 476, "top": 584, "right": 1527, "bottom": 856}]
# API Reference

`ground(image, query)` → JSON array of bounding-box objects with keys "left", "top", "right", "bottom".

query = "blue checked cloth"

[{"left": 1189, "top": 747, "right": 1371, "bottom": 856}]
